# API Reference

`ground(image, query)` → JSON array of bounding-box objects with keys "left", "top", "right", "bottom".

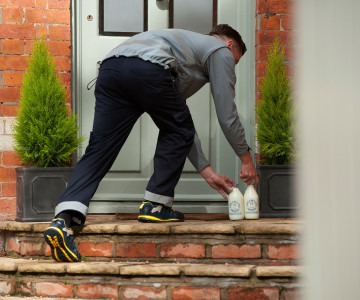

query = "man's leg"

[
  {"left": 116, "top": 59, "right": 195, "bottom": 222},
  {"left": 44, "top": 57, "right": 143, "bottom": 261}
]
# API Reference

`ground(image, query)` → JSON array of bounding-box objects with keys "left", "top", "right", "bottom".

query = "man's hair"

[{"left": 209, "top": 24, "right": 247, "bottom": 56}]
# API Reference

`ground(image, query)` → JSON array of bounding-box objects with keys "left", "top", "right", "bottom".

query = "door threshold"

[{"left": 115, "top": 213, "right": 229, "bottom": 221}]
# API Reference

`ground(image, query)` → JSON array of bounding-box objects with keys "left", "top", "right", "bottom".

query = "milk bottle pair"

[{"left": 228, "top": 184, "right": 259, "bottom": 220}]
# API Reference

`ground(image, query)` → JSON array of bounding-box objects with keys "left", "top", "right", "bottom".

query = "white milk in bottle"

[
  {"left": 244, "top": 184, "right": 259, "bottom": 219},
  {"left": 228, "top": 184, "right": 244, "bottom": 220}
]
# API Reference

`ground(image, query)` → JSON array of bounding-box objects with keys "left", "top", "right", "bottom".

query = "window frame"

[
  {"left": 99, "top": 0, "right": 148, "bottom": 36},
  {"left": 169, "top": 0, "right": 217, "bottom": 33}
]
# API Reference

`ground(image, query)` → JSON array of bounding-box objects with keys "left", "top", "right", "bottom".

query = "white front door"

[{"left": 72, "top": 0, "right": 255, "bottom": 213}]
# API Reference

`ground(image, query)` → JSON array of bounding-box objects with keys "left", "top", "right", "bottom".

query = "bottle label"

[
  {"left": 246, "top": 199, "right": 257, "bottom": 212},
  {"left": 229, "top": 201, "right": 240, "bottom": 213}
]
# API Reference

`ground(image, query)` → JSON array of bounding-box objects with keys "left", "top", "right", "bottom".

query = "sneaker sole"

[
  {"left": 138, "top": 215, "right": 184, "bottom": 223},
  {"left": 44, "top": 226, "right": 80, "bottom": 262}
]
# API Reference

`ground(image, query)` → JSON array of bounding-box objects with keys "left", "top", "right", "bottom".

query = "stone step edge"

[
  {"left": 0, "top": 257, "right": 302, "bottom": 278},
  {"left": 0, "top": 296, "right": 84, "bottom": 300},
  {"left": 0, "top": 219, "right": 301, "bottom": 235}
]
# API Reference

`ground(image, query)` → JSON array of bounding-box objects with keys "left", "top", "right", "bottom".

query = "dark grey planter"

[
  {"left": 257, "top": 165, "right": 298, "bottom": 218},
  {"left": 16, "top": 167, "right": 74, "bottom": 222}
]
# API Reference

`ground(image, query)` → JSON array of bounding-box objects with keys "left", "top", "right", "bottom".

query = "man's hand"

[
  {"left": 200, "top": 166, "right": 235, "bottom": 199},
  {"left": 239, "top": 151, "right": 259, "bottom": 186}
]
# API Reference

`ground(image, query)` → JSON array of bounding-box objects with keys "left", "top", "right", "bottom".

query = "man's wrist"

[{"left": 239, "top": 150, "right": 252, "bottom": 163}]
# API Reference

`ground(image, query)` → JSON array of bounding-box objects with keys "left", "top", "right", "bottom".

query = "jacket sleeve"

[
  {"left": 187, "top": 130, "right": 210, "bottom": 172},
  {"left": 206, "top": 47, "right": 250, "bottom": 157}
]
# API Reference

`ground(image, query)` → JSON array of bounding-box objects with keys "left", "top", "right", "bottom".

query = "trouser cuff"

[
  {"left": 55, "top": 201, "right": 88, "bottom": 226},
  {"left": 144, "top": 190, "right": 174, "bottom": 207}
]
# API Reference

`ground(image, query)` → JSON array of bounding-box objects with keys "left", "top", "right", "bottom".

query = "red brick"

[
  {"left": 78, "top": 241, "right": 113, "bottom": 257},
  {"left": 160, "top": 243, "right": 205, "bottom": 258},
  {"left": 257, "top": 30, "right": 294, "bottom": 46},
  {"left": 212, "top": 244, "right": 261, "bottom": 259},
  {"left": 256, "top": 61, "right": 266, "bottom": 77},
  {"left": 116, "top": 242, "right": 157, "bottom": 258},
  {"left": 35, "top": 24, "right": 48, "bottom": 39},
  {"left": 172, "top": 287, "right": 220, "bottom": 300},
  {"left": 0, "top": 211, "right": 16, "bottom": 221},
  {"left": 257, "top": 30, "right": 279, "bottom": 46},
  {"left": 257, "top": 0, "right": 294, "bottom": 14},
  {"left": 45, "top": 243, "right": 51, "bottom": 256},
  {"left": 281, "top": 15, "right": 295, "bottom": 30},
  {"left": 2, "top": 7, "right": 24, "bottom": 23},
  {"left": 228, "top": 287, "right": 279, "bottom": 300},
  {"left": 3, "top": 151, "right": 21, "bottom": 167},
  {"left": 77, "top": 284, "right": 119, "bottom": 299},
  {"left": 6, "top": 236, "right": 20, "bottom": 253},
  {"left": 3, "top": 71, "right": 24, "bottom": 87},
  {"left": 54, "top": 56, "right": 71, "bottom": 71},
  {"left": 0, "top": 88, "right": 20, "bottom": 102},
  {"left": 3, "top": 40, "right": 25, "bottom": 55},
  {"left": 0, "top": 0, "right": 35, "bottom": 7},
  {"left": 0, "top": 281, "right": 15, "bottom": 295},
  {"left": 2, "top": 182, "right": 16, "bottom": 197},
  {"left": 35, "top": 282, "right": 73, "bottom": 298},
  {"left": 0, "top": 166, "right": 16, "bottom": 181},
  {"left": 65, "top": 88, "right": 71, "bottom": 103},
  {"left": 20, "top": 241, "right": 44, "bottom": 256},
  {"left": 2, "top": 104, "right": 20, "bottom": 116},
  {"left": 268, "top": 244, "right": 299, "bottom": 260},
  {"left": 0, "top": 198, "right": 16, "bottom": 211},
  {"left": 59, "top": 72, "right": 71, "bottom": 87},
  {"left": 0, "top": 55, "right": 28, "bottom": 71},
  {"left": 122, "top": 286, "right": 166, "bottom": 300},
  {"left": 49, "top": 25, "right": 71, "bottom": 41},
  {"left": 49, "top": 0, "right": 70, "bottom": 9},
  {"left": 15, "top": 281, "right": 32, "bottom": 296},
  {"left": 284, "top": 46, "right": 295, "bottom": 61},
  {"left": 25, "top": 8, "right": 70, "bottom": 24},
  {"left": 283, "top": 288, "right": 302, "bottom": 300},
  {"left": 0, "top": 24, "right": 35, "bottom": 39},
  {"left": 47, "top": 41, "right": 71, "bottom": 56},
  {"left": 36, "top": 0, "right": 47, "bottom": 8},
  {"left": 260, "top": 14, "right": 281, "bottom": 30},
  {"left": 256, "top": 45, "right": 270, "bottom": 61}
]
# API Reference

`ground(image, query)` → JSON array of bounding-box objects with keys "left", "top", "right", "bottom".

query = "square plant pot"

[
  {"left": 16, "top": 167, "right": 74, "bottom": 222},
  {"left": 257, "top": 165, "right": 299, "bottom": 218}
]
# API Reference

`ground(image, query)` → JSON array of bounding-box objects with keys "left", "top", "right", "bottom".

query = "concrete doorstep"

[{"left": 0, "top": 257, "right": 302, "bottom": 277}]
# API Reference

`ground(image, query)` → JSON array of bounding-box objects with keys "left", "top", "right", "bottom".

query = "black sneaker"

[
  {"left": 138, "top": 201, "right": 184, "bottom": 223},
  {"left": 44, "top": 218, "right": 81, "bottom": 262}
]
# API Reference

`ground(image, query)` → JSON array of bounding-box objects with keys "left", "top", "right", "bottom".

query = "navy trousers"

[{"left": 55, "top": 57, "right": 195, "bottom": 222}]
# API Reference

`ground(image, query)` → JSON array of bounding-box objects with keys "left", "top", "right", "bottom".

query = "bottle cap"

[{"left": 232, "top": 184, "right": 239, "bottom": 188}]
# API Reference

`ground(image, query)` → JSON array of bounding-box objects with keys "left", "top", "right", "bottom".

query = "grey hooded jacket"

[{"left": 105, "top": 29, "right": 249, "bottom": 171}]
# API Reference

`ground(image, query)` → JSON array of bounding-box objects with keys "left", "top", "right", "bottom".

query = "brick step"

[
  {"left": 0, "top": 218, "right": 301, "bottom": 265},
  {"left": 0, "top": 257, "right": 302, "bottom": 299}
]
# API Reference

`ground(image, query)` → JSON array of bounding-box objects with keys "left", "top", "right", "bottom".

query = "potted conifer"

[
  {"left": 256, "top": 37, "right": 297, "bottom": 217},
  {"left": 13, "top": 39, "right": 83, "bottom": 222}
]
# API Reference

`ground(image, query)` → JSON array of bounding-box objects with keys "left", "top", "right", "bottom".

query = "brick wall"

[
  {"left": 0, "top": 0, "right": 296, "bottom": 220},
  {"left": 256, "top": 0, "right": 296, "bottom": 100},
  {"left": 0, "top": 0, "right": 71, "bottom": 220}
]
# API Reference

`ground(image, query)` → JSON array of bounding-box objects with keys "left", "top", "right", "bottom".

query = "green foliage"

[
  {"left": 13, "top": 39, "right": 83, "bottom": 167},
  {"left": 256, "top": 37, "right": 295, "bottom": 165}
]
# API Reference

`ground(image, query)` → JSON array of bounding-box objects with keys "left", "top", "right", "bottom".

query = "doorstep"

[
  {"left": 0, "top": 257, "right": 302, "bottom": 277},
  {"left": 0, "top": 217, "right": 302, "bottom": 235}
]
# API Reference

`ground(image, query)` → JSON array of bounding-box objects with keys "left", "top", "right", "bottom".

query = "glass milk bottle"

[
  {"left": 228, "top": 184, "right": 245, "bottom": 220},
  {"left": 244, "top": 185, "right": 259, "bottom": 219}
]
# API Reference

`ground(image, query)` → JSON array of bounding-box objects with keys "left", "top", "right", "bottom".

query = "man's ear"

[{"left": 226, "top": 40, "right": 234, "bottom": 48}]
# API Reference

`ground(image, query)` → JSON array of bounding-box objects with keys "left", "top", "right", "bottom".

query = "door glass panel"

[
  {"left": 100, "top": 0, "right": 148, "bottom": 36},
  {"left": 169, "top": 0, "right": 217, "bottom": 34}
]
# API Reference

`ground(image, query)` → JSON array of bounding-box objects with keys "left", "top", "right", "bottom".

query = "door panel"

[{"left": 72, "top": 0, "right": 255, "bottom": 213}]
